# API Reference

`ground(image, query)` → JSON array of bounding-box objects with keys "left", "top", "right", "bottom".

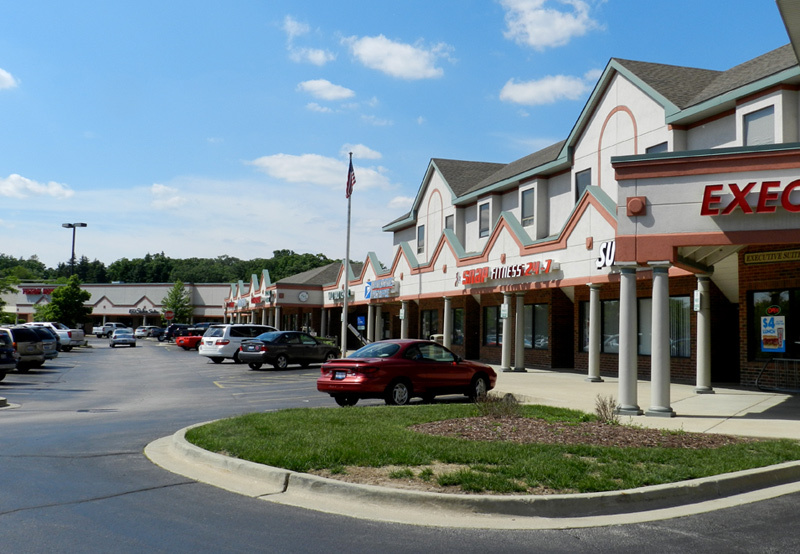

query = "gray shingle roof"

[
  {"left": 690, "top": 44, "right": 798, "bottom": 105},
  {"left": 611, "top": 58, "right": 721, "bottom": 109},
  {"left": 463, "top": 140, "right": 566, "bottom": 195},
  {"left": 431, "top": 158, "right": 506, "bottom": 196},
  {"left": 276, "top": 262, "right": 342, "bottom": 286}
]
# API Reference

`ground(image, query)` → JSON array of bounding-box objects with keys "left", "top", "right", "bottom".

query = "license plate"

[{"left": 333, "top": 371, "right": 346, "bottom": 380}]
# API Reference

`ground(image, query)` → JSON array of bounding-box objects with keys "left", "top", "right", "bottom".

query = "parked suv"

[
  {"left": 2, "top": 326, "right": 45, "bottom": 372},
  {"left": 159, "top": 323, "right": 192, "bottom": 342},
  {"left": 26, "top": 326, "right": 59, "bottom": 361},
  {"left": 198, "top": 324, "right": 278, "bottom": 364},
  {"left": 0, "top": 328, "right": 19, "bottom": 380}
]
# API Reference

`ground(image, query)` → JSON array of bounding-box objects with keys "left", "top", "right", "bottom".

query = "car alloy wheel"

[
  {"left": 385, "top": 380, "right": 412, "bottom": 406},
  {"left": 334, "top": 395, "right": 359, "bottom": 407},
  {"left": 248, "top": 362, "right": 263, "bottom": 370},
  {"left": 469, "top": 375, "right": 489, "bottom": 401},
  {"left": 274, "top": 354, "right": 289, "bottom": 370}
]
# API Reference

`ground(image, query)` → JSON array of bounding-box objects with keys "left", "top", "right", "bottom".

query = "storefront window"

[
  {"left": 421, "top": 309, "right": 438, "bottom": 340},
  {"left": 637, "top": 297, "right": 691, "bottom": 357},
  {"left": 579, "top": 299, "right": 619, "bottom": 353},
  {"left": 749, "top": 289, "right": 799, "bottom": 359},
  {"left": 523, "top": 304, "right": 549, "bottom": 349},
  {"left": 483, "top": 305, "right": 502, "bottom": 346},
  {"left": 451, "top": 308, "right": 464, "bottom": 345}
]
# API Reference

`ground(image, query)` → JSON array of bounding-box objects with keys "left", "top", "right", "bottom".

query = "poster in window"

[{"left": 761, "top": 316, "right": 785, "bottom": 353}]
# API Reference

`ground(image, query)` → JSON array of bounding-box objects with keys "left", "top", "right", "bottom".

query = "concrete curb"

[{"left": 159, "top": 424, "right": 800, "bottom": 520}]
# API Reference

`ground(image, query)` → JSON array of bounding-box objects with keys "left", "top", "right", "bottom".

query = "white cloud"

[
  {"left": 0, "top": 68, "right": 18, "bottom": 89},
  {"left": 283, "top": 15, "right": 309, "bottom": 41},
  {"left": 344, "top": 34, "right": 452, "bottom": 80},
  {"left": 289, "top": 47, "right": 335, "bottom": 66},
  {"left": 341, "top": 144, "right": 382, "bottom": 160},
  {"left": 500, "top": 0, "right": 600, "bottom": 50},
  {"left": 499, "top": 75, "right": 590, "bottom": 105},
  {"left": 150, "top": 183, "right": 186, "bottom": 210},
  {"left": 0, "top": 174, "right": 73, "bottom": 199},
  {"left": 388, "top": 196, "right": 414, "bottom": 210},
  {"left": 306, "top": 102, "right": 333, "bottom": 113},
  {"left": 361, "top": 114, "right": 393, "bottom": 126},
  {"left": 247, "top": 152, "right": 392, "bottom": 191},
  {"left": 297, "top": 79, "right": 355, "bottom": 101}
]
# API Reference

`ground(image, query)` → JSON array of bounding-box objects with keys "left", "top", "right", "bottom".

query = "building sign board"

[
  {"left": 744, "top": 249, "right": 800, "bottom": 264},
  {"left": 700, "top": 180, "right": 800, "bottom": 215},
  {"left": 460, "top": 259, "right": 557, "bottom": 286},
  {"left": 365, "top": 278, "right": 397, "bottom": 299}
]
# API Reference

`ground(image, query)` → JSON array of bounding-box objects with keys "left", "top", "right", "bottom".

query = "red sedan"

[{"left": 317, "top": 339, "right": 496, "bottom": 407}]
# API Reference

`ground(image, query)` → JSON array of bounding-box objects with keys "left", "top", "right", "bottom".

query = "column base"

[
  {"left": 695, "top": 387, "right": 715, "bottom": 394},
  {"left": 645, "top": 407, "right": 676, "bottom": 418},
  {"left": 616, "top": 406, "right": 643, "bottom": 416},
  {"left": 512, "top": 367, "right": 528, "bottom": 373},
  {"left": 585, "top": 376, "right": 604, "bottom": 383},
  {"left": 501, "top": 367, "right": 514, "bottom": 373}
]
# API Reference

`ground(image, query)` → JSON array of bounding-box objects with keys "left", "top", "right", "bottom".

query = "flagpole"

[{"left": 341, "top": 152, "right": 353, "bottom": 355}]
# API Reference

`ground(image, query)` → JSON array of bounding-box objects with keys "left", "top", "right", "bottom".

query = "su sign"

[{"left": 700, "top": 180, "right": 800, "bottom": 215}]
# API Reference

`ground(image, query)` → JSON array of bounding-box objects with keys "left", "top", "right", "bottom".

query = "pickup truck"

[
  {"left": 92, "top": 322, "right": 129, "bottom": 338},
  {"left": 25, "top": 322, "right": 86, "bottom": 351}
]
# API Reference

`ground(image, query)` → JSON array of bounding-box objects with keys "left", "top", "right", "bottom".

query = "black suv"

[{"left": 159, "top": 323, "right": 192, "bottom": 342}]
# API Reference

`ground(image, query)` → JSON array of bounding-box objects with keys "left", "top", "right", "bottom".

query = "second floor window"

[
  {"left": 744, "top": 106, "right": 775, "bottom": 146},
  {"left": 479, "top": 203, "right": 490, "bottom": 238},
  {"left": 521, "top": 188, "right": 534, "bottom": 227},
  {"left": 445, "top": 214, "right": 454, "bottom": 231},
  {"left": 575, "top": 169, "right": 591, "bottom": 203},
  {"left": 417, "top": 225, "right": 425, "bottom": 254}
]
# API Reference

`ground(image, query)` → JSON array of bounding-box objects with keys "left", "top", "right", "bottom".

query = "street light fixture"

[{"left": 62, "top": 222, "right": 88, "bottom": 276}]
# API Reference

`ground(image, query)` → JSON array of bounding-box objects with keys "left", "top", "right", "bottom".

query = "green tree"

[
  {"left": 33, "top": 275, "right": 93, "bottom": 327},
  {"left": 161, "top": 280, "right": 193, "bottom": 323},
  {"left": 0, "top": 275, "right": 20, "bottom": 324}
]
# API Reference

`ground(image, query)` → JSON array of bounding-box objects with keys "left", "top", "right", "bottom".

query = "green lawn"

[{"left": 185, "top": 403, "right": 800, "bottom": 494}]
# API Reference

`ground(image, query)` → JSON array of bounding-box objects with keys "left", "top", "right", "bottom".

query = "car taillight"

[
  {"left": 215, "top": 339, "right": 230, "bottom": 345},
  {"left": 259, "top": 345, "right": 268, "bottom": 352},
  {"left": 67, "top": 331, "right": 73, "bottom": 338}
]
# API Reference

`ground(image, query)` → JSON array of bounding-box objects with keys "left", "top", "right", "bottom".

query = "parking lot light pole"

[{"left": 62, "top": 222, "right": 88, "bottom": 276}]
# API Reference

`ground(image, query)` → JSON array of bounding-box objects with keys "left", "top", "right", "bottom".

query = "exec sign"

[{"left": 700, "top": 179, "right": 800, "bottom": 215}]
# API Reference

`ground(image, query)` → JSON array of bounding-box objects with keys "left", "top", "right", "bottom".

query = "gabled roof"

[
  {"left": 383, "top": 158, "right": 505, "bottom": 231},
  {"left": 277, "top": 262, "right": 342, "bottom": 286},
  {"left": 611, "top": 59, "right": 721, "bottom": 109}
]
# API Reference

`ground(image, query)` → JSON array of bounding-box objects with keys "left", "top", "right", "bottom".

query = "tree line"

[{"left": 0, "top": 250, "right": 338, "bottom": 284}]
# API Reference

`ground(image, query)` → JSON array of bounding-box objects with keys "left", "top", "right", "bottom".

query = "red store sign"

[
  {"left": 22, "top": 288, "right": 55, "bottom": 295},
  {"left": 462, "top": 260, "right": 555, "bottom": 286},
  {"left": 700, "top": 180, "right": 800, "bottom": 215}
]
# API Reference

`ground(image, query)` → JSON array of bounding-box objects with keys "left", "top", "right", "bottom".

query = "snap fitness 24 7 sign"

[{"left": 459, "top": 259, "right": 557, "bottom": 286}]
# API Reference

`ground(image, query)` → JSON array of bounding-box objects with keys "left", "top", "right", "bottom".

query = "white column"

[
  {"left": 275, "top": 306, "right": 281, "bottom": 330},
  {"left": 586, "top": 283, "right": 603, "bottom": 382},
  {"left": 320, "top": 308, "right": 328, "bottom": 337},
  {"left": 401, "top": 301, "right": 409, "bottom": 339},
  {"left": 695, "top": 275, "right": 714, "bottom": 394},
  {"left": 442, "top": 296, "right": 453, "bottom": 349},
  {"left": 617, "top": 266, "right": 642, "bottom": 415},
  {"left": 374, "top": 304, "right": 382, "bottom": 341},
  {"left": 514, "top": 293, "right": 526, "bottom": 372},
  {"left": 261, "top": 308, "right": 266, "bottom": 326},
  {"left": 501, "top": 293, "right": 512, "bottom": 372},
  {"left": 366, "top": 304, "right": 375, "bottom": 342},
  {"left": 647, "top": 264, "right": 676, "bottom": 417}
]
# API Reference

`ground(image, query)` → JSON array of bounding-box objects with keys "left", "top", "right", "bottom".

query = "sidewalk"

[{"left": 492, "top": 368, "right": 800, "bottom": 440}]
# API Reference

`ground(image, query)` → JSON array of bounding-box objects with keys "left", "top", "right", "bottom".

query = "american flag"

[{"left": 346, "top": 157, "right": 356, "bottom": 198}]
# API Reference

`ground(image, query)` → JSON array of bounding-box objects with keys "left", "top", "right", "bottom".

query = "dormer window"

[
  {"left": 744, "top": 106, "right": 775, "bottom": 146},
  {"left": 479, "top": 203, "right": 490, "bottom": 238},
  {"left": 521, "top": 189, "right": 534, "bottom": 227},
  {"left": 575, "top": 169, "right": 591, "bottom": 203}
]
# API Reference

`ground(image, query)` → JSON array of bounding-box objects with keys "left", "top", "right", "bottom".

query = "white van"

[{"left": 198, "top": 324, "right": 277, "bottom": 364}]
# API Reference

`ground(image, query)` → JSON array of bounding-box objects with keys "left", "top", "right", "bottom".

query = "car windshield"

[{"left": 349, "top": 342, "right": 400, "bottom": 358}]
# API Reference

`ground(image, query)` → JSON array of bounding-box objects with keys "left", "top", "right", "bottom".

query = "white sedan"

[{"left": 109, "top": 330, "right": 137, "bottom": 348}]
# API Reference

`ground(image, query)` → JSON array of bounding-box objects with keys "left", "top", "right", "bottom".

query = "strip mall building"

[
  {"left": 5, "top": 8, "right": 800, "bottom": 416},
  {"left": 226, "top": 11, "right": 800, "bottom": 416}
]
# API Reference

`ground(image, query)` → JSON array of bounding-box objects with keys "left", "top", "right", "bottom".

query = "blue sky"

[{"left": 0, "top": 1, "right": 791, "bottom": 270}]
